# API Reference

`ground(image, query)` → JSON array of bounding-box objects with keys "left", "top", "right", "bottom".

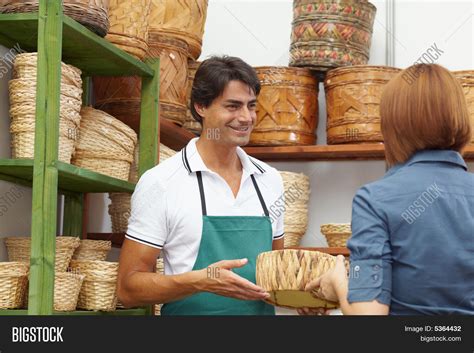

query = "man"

[{"left": 117, "top": 56, "right": 285, "bottom": 315}]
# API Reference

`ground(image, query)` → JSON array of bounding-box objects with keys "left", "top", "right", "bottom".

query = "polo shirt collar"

[{"left": 181, "top": 137, "right": 266, "bottom": 175}]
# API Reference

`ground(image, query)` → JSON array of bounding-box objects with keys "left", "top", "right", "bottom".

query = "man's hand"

[
  {"left": 305, "top": 255, "right": 348, "bottom": 303},
  {"left": 296, "top": 307, "right": 330, "bottom": 316},
  {"left": 200, "top": 258, "right": 270, "bottom": 301}
]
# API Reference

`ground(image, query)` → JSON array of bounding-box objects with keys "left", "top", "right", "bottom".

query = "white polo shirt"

[{"left": 126, "top": 138, "right": 285, "bottom": 275}]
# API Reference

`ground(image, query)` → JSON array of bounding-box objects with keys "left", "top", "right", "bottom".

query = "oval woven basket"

[
  {"left": 320, "top": 223, "right": 352, "bottom": 247},
  {"left": 256, "top": 249, "right": 341, "bottom": 309},
  {"left": 250, "top": 67, "right": 318, "bottom": 146},
  {"left": 3, "top": 236, "right": 80, "bottom": 273},
  {"left": 54, "top": 271, "right": 85, "bottom": 312},
  {"left": 69, "top": 260, "right": 118, "bottom": 311},
  {"left": 73, "top": 239, "right": 112, "bottom": 261},
  {"left": 149, "top": 0, "right": 208, "bottom": 60},
  {"left": 0, "top": 0, "right": 110, "bottom": 37},
  {"left": 106, "top": 0, "right": 152, "bottom": 60},
  {"left": 290, "top": 0, "right": 377, "bottom": 72},
  {"left": 183, "top": 60, "right": 202, "bottom": 134},
  {"left": 324, "top": 65, "right": 401, "bottom": 144},
  {"left": 453, "top": 70, "right": 474, "bottom": 143},
  {"left": 0, "top": 262, "right": 29, "bottom": 309}
]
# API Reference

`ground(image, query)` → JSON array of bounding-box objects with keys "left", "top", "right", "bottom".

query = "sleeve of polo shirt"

[
  {"left": 126, "top": 171, "right": 167, "bottom": 249},
  {"left": 347, "top": 186, "right": 392, "bottom": 305},
  {"left": 272, "top": 171, "right": 285, "bottom": 240}
]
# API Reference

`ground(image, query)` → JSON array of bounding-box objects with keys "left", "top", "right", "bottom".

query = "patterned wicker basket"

[
  {"left": 325, "top": 65, "right": 401, "bottom": 144},
  {"left": 290, "top": 0, "right": 377, "bottom": 72},
  {"left": 69, "top": 260, "right": 118, "bottom": 311},
  {"left": 250, "top": 67, "right": 318, "bottom": 146},
  {"left": 73, "top": 239, "right": 112, "bottom": 261},
  {"left": 106, "top": 0, "right": 152, "bottom": 60},
  {"left": 148, "top": 0, "right": 208, "bottom": 60},
  {"left": 3, "top": 236, "right": 80, "bottom": 273},
  {"left": 453, "top": 70, "right": 474, "bottom": 143},
  {"left": 320, "top": 223, "right": 351, "bottom": 247},
  {"left": 256, "top": 250, "right": 341, "bottom": 309},
  {"left": 0, "top": 262, "right": 29, "bottom": 309},
  {"left": 54, "top": 271, "right": 85, "bottom": 312},
  {"left": 0, "top": 0, "right": 110, "bottom": 37},
  {"left": 183, "top": 60, "right": 202, "bottom": 134}
]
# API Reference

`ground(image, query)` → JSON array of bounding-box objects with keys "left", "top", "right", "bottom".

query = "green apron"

[{"left": 161, "top": 171, "right": 275, "bottom": 315}]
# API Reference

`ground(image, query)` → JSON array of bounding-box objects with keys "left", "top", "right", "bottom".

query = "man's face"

[{"left": 197, "top": 80, "right": 257, "bottom": 147}]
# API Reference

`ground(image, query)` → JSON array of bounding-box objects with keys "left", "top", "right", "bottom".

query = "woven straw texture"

[
  {"left": 324, "top": 65, "right": 401, "bottom": 144},
  {"left": 54, "top": 271, "right": 85, "bottom": 311},
  {"left": 10, "top": 54, "right": 83, "bottom": 163},
  {"left": 148, "top": 0, "right": 208, "bottom": 60},
  {"left": 320, "top": 223, "right": 351, "bottom": 247},
  {"left": 278, "top": 171, "right": 310, "bottom": 248},
  {"left": 71, "top": 106, "right": 137, "bottom": 180},
  {"left": 290, "top": 0, "right": 377, "bottom": 72},
  {"left": 250, "top": 67, "right": 318, "bottom": 146},
  {"left": 256, "top": 249, "right": 340, "bottom": 309},
  {"left": 183, "top": 60, "right": 202, "bottom": 134},
  {"left": 154, "top": 258, "right": 164, "bottom": 315},
  {"left": 69, "top": 260, "right": 118, "bottom": 311},
  {"left": 73, "top": 239, "right": 112, "bottom": 261},
  {"left": 0, "top": 0, "right": 110, "bottom": 37},
  {"left": 0, "top": 262, "right": 29, "bottom": 309},
  {"left": 106, "top": 0, "right": 152, "bottom": 60},
  {"left": 4, "top": 236, "right": 80, "bottom": 273},
  {"left": 453, "top": 70, "right": 474, "bottom": 143}
]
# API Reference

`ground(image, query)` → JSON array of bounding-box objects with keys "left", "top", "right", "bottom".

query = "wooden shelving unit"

[{"left": 0, "top": 2, "right": 159, "bottom": 315}]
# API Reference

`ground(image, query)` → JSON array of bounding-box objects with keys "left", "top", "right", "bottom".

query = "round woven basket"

[
  {"left": 106, "top": 0, "right": 152, "bottom": 60},
  {"left": 290, "top": 0, "right": 377, "bottom": 72},
  {"left": 73, "top": 239, "right": 112, "bottom": 261},
  {"left": 325, "top": 65, "right": 401, "bottom": 144},
  {"left": 72, "top": 107, "right": 137, "bottom": 180},
  {"left": 0, "top": 262, "right": 29, "bottom": 309},
  {"left": 69, "top": 260, "right": 118, "bottom": 311},
  {"left": 250, "top": 67, "right": 318, "bottom": 146},
  {"left": 278, "top": 171, "right": 310, "bottom": 248},
  {"left": 183, "top": 60, "right": 202, "bottom": 135},
  {"left": 256, "top": 249, "right": 342, "bottom": 309},
  {"left": 54, "top": 271, "right": 85, "bottom": 312},
  {"left": 320, "top": 223, "right": 351, "bottom": 247},
  {"left": 453, "top": 70, "right": 474, "bottom": 144},
  {"left": 0, "top": 0, "right": 109, "bottom": 37},
  {"left": 3, "top": 236, "right": 80, "bottom": 273},
  {"left": 148, "top": 0, "right": 208, "bottom": 60}
]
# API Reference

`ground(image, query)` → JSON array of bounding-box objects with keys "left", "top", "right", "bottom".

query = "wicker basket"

[
  {"left": 69, "top": 260, "right": 118, "bottom": 311},
  {"left": 453, "top": 70, "right": 474, "bottom": 143},
  {"left": 149, "top": 0, "right": 208, "bottom": 60},
  {"left": 325, "top": 65, "right": 401, "bottom": 144},
  {"left": 54, "top": 271, "right": 85, "bottom": 312},
  {"left": 250, "top": 67, "right": 318, "bottom": 146},
  {"left": 3, "top": 236, "right": 80, "bottom": 273},
  {"left": 0, "top": 262, "right": 29, "bottom": 309},
  {"left": 106, "top": 0, "right": 152, "bottom": 60},
  {"left": 72, "top": 107, "right": 137, "bottom": 180},
  {"left": 278, "top": 171, "right": 310, "bottom": 248},
  {"left": 183, "top": 60, "right": 202, "bottom": 134},
  {"left": 154, "top": 258, "right": 164, "bottom": 315},
  {"left": 73, "top": 239, "right": 112, "bottom": 261},
  {"left": 320, "top": 223, "right": 351, "bottom": 247},
  {"left": 0, "top": 0, "right": 110, "bottom": 37},
  {"left": 290, "top": 0, "right": 377, "bottom": 72},
  {"left": 256, "top": 250, "right": 341, "bottom": 309}
]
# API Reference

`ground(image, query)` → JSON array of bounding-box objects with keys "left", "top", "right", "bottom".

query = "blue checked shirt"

[{"left": 348, "top": 150, "right": 474, "bottom": 315}]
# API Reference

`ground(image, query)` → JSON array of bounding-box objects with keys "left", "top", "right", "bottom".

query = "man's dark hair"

[{"left": 190, "top": 56, "right": 260, "bottom": 124}]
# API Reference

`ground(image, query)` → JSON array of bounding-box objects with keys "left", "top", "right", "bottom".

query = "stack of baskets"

[
  {"left": 0, "top": 262, "right": 29, "bottom": 309},
  {"left": 182, "top": 60, "right": 202, "bottom": 134},
  {"left": 72, "top": 106, "right": 138, "bottom": 181},
  {"left": 320, "top": 223, "right": 352, "bottom": 247},
  {"left": 9, "top": 53, "right": 83, "bottom": 163},
  {"left": 73, "top": 239, "right": 112, "bottom": 261},
  {"left": 279, "top": 171, "right": 310, "bottom": 248},
  {"left": 0, "top": 0, "right": 110, "bottom": 37}
]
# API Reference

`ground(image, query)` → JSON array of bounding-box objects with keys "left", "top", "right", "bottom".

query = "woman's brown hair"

[{"left": 380, "top": 63, "right": 472, "bottom": 167}]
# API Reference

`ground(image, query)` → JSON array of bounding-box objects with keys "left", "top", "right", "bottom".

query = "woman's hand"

[{"left": 305, "top": 255, "right": 348, "bottom": 303}]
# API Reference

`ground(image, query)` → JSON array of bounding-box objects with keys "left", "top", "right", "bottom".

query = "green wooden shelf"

[
  {"left": 0, "top": 308, "right": 148, "bottom": 316},
  {"left": 0, "top": 159, "right": 135, "bottom": 193},
  {"left": 0, "top": 13, "right": 154, "bottom": 77}
]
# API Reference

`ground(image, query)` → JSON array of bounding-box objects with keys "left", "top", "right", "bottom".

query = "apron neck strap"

[{"left": 195, "top": 171, "right": 270, "bottom": 217}]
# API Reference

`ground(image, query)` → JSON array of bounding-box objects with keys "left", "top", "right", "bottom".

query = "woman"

[{"left": 306, "top": 64, "right": 473, "bottom": 315}]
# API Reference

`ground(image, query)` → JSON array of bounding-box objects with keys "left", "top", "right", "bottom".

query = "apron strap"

[{"left": 195, "top": 171, "right": 269, "bottom": 217}]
